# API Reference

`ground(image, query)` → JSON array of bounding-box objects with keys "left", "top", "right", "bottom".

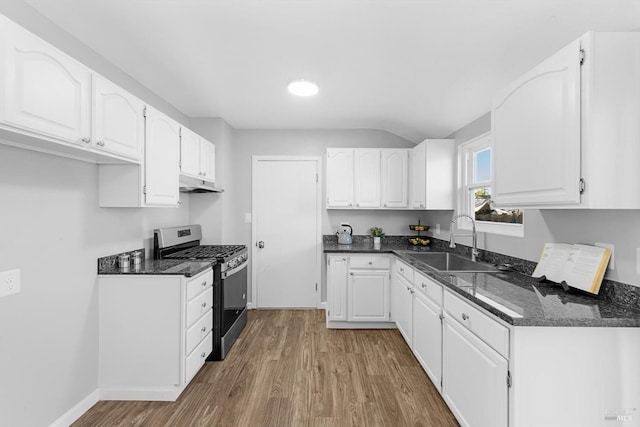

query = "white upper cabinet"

[
  {"left": 381, "top": 149, "right": 408, "bottom": 208},
  {"left": 410, "top": 139, "right": 455, "bottom": 210},
  {"left": 492, "top": 39, "right": 581, "bottom": 207},
  {"left": 0, "top": 15, "right": 91, "bottom": 145},
  {"left": 326, "top": 148, "right": 355, "bottom": 208},
  {"left": 492, "top": 32, "right": 640, "bottom": 209},
  {"left": 180, "top": 127, "right": 216, "bottom": 183},
  {"left": 354, "top": 149, "right": 381, "bottom": 208},
  {"left": 145, "top": 107, "right": 180, "bottom": 206},
  {"left": 92, "top": 75, "right": 144, "bottom": 161}
]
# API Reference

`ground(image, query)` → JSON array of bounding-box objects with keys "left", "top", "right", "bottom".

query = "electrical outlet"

[
  {"left": 594, "top": 243, "right": 614, "bottom": 271},
  {"left": 435, "top": 224, "right": 441, "bottom": 236},
  {"left": 0, "top": 269, "right": 21, "bottom": 298},
  {"left": 245, "top": 213, "right": 252, "bottom": 223}
]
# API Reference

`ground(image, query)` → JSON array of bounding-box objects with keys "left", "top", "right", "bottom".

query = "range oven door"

[{"left": 222, "top": 261, "right": 247, "bottom": 335}]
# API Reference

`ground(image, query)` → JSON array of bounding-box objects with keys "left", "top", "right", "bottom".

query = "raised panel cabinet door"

[
  {"left": 92, "top": 75, "right": 144, "bottom": 160},
  {"left": 354, "top": 149, "right": 381, "bottom": 208},
  {"left": 326, "top": 148, "right": 354, "bottom": 208},
  {"left": 425, "top": 139, "right": 455, "bottom": 209},
  {"left": 413, "top": 291, "right": 442, "bottom": 389},
  {"left": 180, "top": 127, "right": 201, "bottom": 178},
  {"left": 442, "top": 317, "right": 508, "bottom": 427},
  {"left": 145, "top": 107, "right": 180, "bottom": 206},
  {"left": 347, "top": 271, "right": 389, "bottom": 322},
  {"left": 392, "top": 274, "right": 413, "bottom": 346},
  {"left": 1, "top": 16, "right": 91, "bottom": 144},
  {"left": 199, "top": 138, "right": 216, "bottom": 182},
  {"left": 410, "top": 142, "right": 427, "bottom": 208},
  {"left": 381, "top": 149, "right": 409, "bottom": 208},
  {"left": 492, "top": 38, "right": 581, "bottom": 207},
  {"left": 327, "top": 256, "right": 348, "bottom": 321}
]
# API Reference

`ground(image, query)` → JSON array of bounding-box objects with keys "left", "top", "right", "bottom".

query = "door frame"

[{"left": 251, "top": 155, "right": 323, "bottom": 309}]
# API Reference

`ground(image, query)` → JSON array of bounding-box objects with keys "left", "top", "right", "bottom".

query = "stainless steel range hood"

[{"left": 179, "top": 175, "right": 224, "bottom": 193}]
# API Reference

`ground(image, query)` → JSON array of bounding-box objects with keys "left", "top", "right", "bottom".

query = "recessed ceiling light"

[{"left": 287, "top": 79, "right": 319, "bottom": 97}]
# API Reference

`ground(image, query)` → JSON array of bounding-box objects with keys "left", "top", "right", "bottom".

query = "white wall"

[
  {"left": 427, "top": 113, "right": 640, "bottom": 287},
  {"left": 0, "top": 4, "right": 193, "bottom": 426},
  {"left": 0, "top": 145, "right": 190, "bottom": 427},
  {"left": 231, "top": 129, "right": 416, "bottom": 303},
  {"left": 188, "top": 118, "right": 236, "bottom": 244}
]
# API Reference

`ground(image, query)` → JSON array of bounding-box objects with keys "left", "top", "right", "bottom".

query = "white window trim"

[{"left": 456, "top": 132, "right": 524, "bottom": 238}]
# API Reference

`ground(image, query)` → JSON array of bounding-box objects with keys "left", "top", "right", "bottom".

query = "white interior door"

[{"left": 253, "top": 157, "right": 321, "bottom": 308}]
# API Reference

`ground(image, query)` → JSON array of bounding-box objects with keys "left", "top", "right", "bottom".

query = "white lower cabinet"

[
  {"left": 98, "top": 268, "right": 213, "bottom": 401},
  {"left": 326, "top": 254, "right": 393, "bottom": 327},
  {"left": 442, "top": 317, "right": 508, "bottom": 427},
  {"left": 412, "top": 287, "right": 442, "bottom": 389},
  {"left": 391, "top": 272, "right": 413, "bottom": 345}
]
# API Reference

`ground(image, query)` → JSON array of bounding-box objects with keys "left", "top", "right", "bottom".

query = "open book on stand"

[{"left": 532, "top": 243, "right": 612, "bottom": 295}]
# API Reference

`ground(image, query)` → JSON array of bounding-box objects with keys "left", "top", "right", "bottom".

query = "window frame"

[{"left": 456, "top": 132, "right": 524, "bottom": 238}]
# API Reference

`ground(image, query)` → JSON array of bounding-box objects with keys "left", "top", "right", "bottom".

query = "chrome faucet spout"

[{"left": 450, "top": 213, "right": 479, "bottom": 262}]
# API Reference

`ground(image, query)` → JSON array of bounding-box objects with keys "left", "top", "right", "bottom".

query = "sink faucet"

[{"left": 449, "top": 213, "right": 479, "bottom": 262}]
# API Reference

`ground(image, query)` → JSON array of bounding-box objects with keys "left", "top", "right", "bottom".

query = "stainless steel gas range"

[{"left": 154, "top": 225, "right": 248, "bottom": 360}]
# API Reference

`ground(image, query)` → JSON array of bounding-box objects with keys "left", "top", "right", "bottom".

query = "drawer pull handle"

[
  {"left": 201, "top": 302, "right": 207, "bottom": 308},
  {"left": 462, "top": 313, "right": 469, "bottom": 321},
  {"left": 201, "top": 326, "right": 207, "bottom": 332}
]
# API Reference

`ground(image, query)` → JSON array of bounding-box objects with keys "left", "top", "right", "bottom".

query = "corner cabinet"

[
  {"left": 326, "top": 148, "right": 409, "bottom": 209},
  {"left": 492, "top": 31, "right": 640, "bottom": 209},
  {"left": 410, "top": 139, "right": 455, "bottom": 209},
  {"left": 326, "top": 254, "right": 394, "bottom": 328},
  {"left": 98, "top": 268, "right": 213, "bottom": 401}
]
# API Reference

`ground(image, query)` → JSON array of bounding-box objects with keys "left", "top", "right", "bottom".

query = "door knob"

[{"left": 258, "top": 241, "right": 265, "bottom": 248}]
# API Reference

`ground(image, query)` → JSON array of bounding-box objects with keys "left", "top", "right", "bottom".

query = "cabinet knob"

[
  {"left": 410, "top": 289, "right": 414, "bottom": 294},
  {"left": 201, "top": 281, "right": 207, "bottom": 288},
  {"left": 201, "top": 352, "right": 206, "bottom": 358},
  {"left": 368, "top": 261, "right": 373, "bottom": 265},
  {"left": 349, "top": 272, "right": 354, "bottom": 276},
  {"left": 356, "top": 203, "right": 360, "bottom": 207},
  {"left": 400, "top": 268, "right": 404, "bottom": 273},
  {"left": 201, "top": 326, "right": 207, "bottom": 332},
  {"left": 349, "top": 203, "right": 353, "bottom": 207},
  {"left": 342, "top": 258, "right": 346, "bottom": 261},
  {"left": 81, "top": 137, "right": 91, "bottom": 144},
  {"left": 201, "top": 302, "right": 207, "bottom": 308},
  {"left": 421, "top": 283, "right": 426, "bottom": 288},
  {"left": 462, "top": 313, "right": 469, "bottom": 321},
  {"left": 384, "top": 203, "right": 388, "bottom": 207},
  {"left": 202, "top": 172, "right": 207, "bottom": 176},
  {"left": 97, "top": 140, "right": 105, "bottom": 147}
]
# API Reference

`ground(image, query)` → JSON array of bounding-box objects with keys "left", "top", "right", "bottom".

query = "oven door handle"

[{"left": 222, "top": 260, "right": 248, "bottom": 279}]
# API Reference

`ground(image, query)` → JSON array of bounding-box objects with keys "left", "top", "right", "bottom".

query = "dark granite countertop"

[
  {"left": 99, "top": 259, "right": 212, "bottom": 277},
  {"left": 323, "top": 237, "right": 640, "bottom": 327},
  {"left": 98, "top": 249, "right": 213, "bottom": 277}
]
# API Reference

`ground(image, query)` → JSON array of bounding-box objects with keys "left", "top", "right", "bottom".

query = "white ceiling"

[{"left": 22, "top": 0, "right": 640, "bottom": 142}]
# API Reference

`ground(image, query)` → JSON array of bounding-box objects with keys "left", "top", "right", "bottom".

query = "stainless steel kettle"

[{"left": 336, "top": 223, "right": 353, "bottom": 245}]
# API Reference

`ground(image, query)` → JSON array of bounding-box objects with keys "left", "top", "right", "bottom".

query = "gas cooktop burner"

[{"left": 166, "top": 245, "right": 246, "bottom": 261}]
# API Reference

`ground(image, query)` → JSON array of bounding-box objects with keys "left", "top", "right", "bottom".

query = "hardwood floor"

[{"left": 74, "top": 310, "right": 459, "bottom": 427}]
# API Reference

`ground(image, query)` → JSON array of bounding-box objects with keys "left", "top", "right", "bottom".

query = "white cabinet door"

[
  {"left": 1, "top": 17, "right": 91, "bottom": 144},
  {"left": 180, "top": 127, "right": 201, "bottom": 178},
  {"left": 492, "top": 39, "right": 581, "bottom": 207},
  {"left": 381, "top": 149, "right": 408, "bottom": 208},
  {"left": 326, "top": 148, "right": 354, "bottom": 208},
  {"left": 92, "top": 75, "right": 144, "bottom": 160},
  {"left": 327, "top": 256, "right": 348, "bottom": 321},
  {"left": 354, "top": 149, "right": 381, "bottom": 208},
  {"left": 410, "top": 142, "right": 427, "bottom": 209},
  {"left": 348, "top": 270, "right": 389, "bottom": 322},
  {"left": 145, "top": 107, "right": 180, "bottom": 206},
  {"left": 199, "top": 138, "right": 216, "bottom": 182},
  {"left": 413, "top": 291, "right": 442, "bottom": 389},
  {"left": 391, "top": 273, "right": 413, "bottom": 346},
  {"left": 442, "top": 317, "right": 508, "bottom": 427}
]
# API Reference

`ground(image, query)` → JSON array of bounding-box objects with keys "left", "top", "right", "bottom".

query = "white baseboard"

[
  {"left": 49, "top": 389, "right": 99, "bottom": 427},
  {"left": 319, "top": 301, "right": 327, "bottom": 309},
  {"left": 99, "top": 385, "right": 183, "bottom": 401},
  {"left": 247, "top": 302, "right": 254, "bottom": 309}
]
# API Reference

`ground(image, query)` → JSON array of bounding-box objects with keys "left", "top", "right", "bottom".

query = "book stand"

[{"left": 536, "top": 275, "right": 570, "bottom": 292}]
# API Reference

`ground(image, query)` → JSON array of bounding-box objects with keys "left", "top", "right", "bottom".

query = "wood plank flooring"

[{"left": 74, "top": 310, "right": 459, "bottom": 427}]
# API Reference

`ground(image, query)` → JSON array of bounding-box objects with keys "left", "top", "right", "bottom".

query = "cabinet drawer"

[
  {"left": 186, "top": 269, "right": 213, "bottom": 301},
  {"left": 444, "top": 290, "right": 509, "bottom": 358},
  {"left": 186, "top": 308, "right": 212, "bottom": 355},
  {"left": 186, "top": 286, "right": 213, "bottom": 327},
  {"left": 414, "top": 270, "right": 443, "bottom": 306},
  {"left": 395, "top": 259, "right": 414, "bottom": 283},
  {"left": 349, "top": 256, "right": 390, "bottom": 270},
  {"left": 185, "top": 331, "right": 212, "bottom": 383}
]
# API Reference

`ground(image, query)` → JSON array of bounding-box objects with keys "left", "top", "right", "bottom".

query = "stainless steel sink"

[{"left": 403, "top": 252, "right": 498, "bottom": 273}]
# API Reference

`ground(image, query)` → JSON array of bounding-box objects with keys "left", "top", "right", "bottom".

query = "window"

[{"left": 458, "top": 133, "right": 524, "bottom": 237}]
